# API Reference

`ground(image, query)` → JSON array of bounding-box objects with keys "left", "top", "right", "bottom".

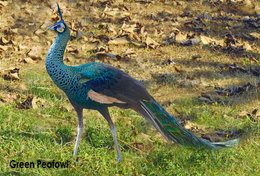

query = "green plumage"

[
  {"left": 141, "top": 99, "right": 239, "bottom": 149},
  {"left": 45, "top": 4, "right": 239, "bottom": 162}
]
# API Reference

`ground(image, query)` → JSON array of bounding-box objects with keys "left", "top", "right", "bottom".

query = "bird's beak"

[{"left": 47, "top": 24, "right": 56, "bottom": 30}]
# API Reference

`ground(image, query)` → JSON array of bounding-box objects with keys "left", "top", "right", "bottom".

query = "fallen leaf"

[
  {"left": 1, "top": 67, "right": 20, "bottom": 81},
  {"left": 131, "top": 40, "right": 145, "bottom": 47},
  {"left": 122, "top": 48, "right": 136, "bottom": 60},
  {"left": 0, "top": 1, "right": 9, "bottom": 6},
  {"left": 249, "top": 32, "right": 260, "bottom": 39},
  {"left": 28, "top": 46, "right": 42, "bottom": 60},
  {"left": 32, "top": 97, "right": 47, "bottom": 109},
  {"left": 107, "top": 24, "right": 117, "bottom": 35},
  {"left": 0, "top": 45, "right": 11, "bottom": 51},
  {"left": 200, "top": 35, "right": 214, "bottom": 45},
  {"left": 243, "top": 42, "right": 253, "bottom": 51},
  {"left": 66, "top": 45, "right": 79, "bottom": 53},
  {"left": 108, "top": 38, "right": 130, "bottom": 45},
  {"left": 215, "top": 83, "right": 255, "bottom": 96},
  {"left": 121, "top": 23, "right": 137, "bottom": 34},
  {"left": 18, "top": 83, "right": 27, "bottom": 91},
  {"left": 175, "top": 32, "right": 187, "bottom": 43},
  {"left": 22, "top": 57, "right": 34, "bottom": 64},
  {"left": 200, "top": 35, "right": 224, "bottom": 46},
  {"left": 35, "top": 29, "right": 45, "bottom": 35},
  {"left": 146, "top": 36, "right": 160, "bottom": 49},
  {"left": 0, "top": 37, "right": 11, "bottom": 45},
  {"left": 1, "top": 94, "right": 20, "bottom": 104},
  {"left": 17, "top": 95, "right": 33, "bottom": 109},
  {"left": 103, "top": 6, "right": 131, "bottom": 21}
]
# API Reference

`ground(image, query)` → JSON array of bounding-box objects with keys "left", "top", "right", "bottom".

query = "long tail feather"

[{"left": 140, "top": 98, "right": 239, "bottom": 149}]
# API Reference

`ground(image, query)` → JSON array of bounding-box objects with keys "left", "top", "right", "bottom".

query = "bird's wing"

[{"left": 78, "top": 63, "right": 151, "bottom": 105}]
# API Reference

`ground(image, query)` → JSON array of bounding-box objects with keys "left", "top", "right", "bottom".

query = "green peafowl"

[{"left": 46, "top": 4, "right": 239, "bottom": 162}]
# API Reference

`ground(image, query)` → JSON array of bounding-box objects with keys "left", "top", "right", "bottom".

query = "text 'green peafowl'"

[{"left": 46, "top": 4, "right": 239, "bottom": 162}]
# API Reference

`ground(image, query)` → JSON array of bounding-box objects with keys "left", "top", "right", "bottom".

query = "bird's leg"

[
  {"left": 73, "top": 108, "right": 83, "bottom": 156},
  {"left": 99, "top": 108, "right": 122, "bottom": 162}
]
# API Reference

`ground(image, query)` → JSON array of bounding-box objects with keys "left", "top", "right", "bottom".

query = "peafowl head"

[{"left": 48, "top": 3, "right": 68, "bottom": 34}]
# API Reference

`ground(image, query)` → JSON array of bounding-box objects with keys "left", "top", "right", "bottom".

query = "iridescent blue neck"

[
  {"left": 46, "top": 28, "right": 70, "bottom": 65},
  {"left": 45, "top": 27, "right": 72, "bottom": 92}
]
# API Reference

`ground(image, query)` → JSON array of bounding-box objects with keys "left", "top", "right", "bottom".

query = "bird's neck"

[
  {"left": 46, "top": 29, "right": 73, "bottom": 91},
  {"left": 46, "top": 29, "right": 70, "bottom": 66}
]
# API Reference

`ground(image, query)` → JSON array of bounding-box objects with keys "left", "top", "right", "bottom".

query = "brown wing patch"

[{"left": 88, "top": 89, "right": 126, "bottom": 104}]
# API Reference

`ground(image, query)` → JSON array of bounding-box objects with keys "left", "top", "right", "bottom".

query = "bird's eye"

[{"left": 57, "top": 23, "right": 65, "bottom": 33}]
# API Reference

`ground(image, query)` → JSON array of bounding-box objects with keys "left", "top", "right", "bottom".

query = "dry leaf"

[
  {"left": 103, "top": 6, "right": 130, "bottom": 20},
  {"left": 200, "top": 35, "right": 224, "bottom": 46},
  {"left": 22, "top": 57, "right": 34, "bottom": 64},
  {"left": 131, "top": 40, "right": 145, "bottom": 47},
  {"left": 108, "top": 38, "right": 130, "bottom": 45},
  {"left": 146, "top": 37, "right": 160, "bottom": 49},
  {"left": 18, "top": 83, "right": 27, "bottom": 91},
  {"left": 28, "top": 46, "right": 42, "bottom": 60},
  {"left": 107, "top": 24, "right": 117, "bottom": 35},
  {"left": 139, "top": 133, "right": 153, "bottom": 143},
  {"left": 215, "top": 83, "right": 255, "bottom": 96},
  {"left": 243, "top": 42, "right": 253, "bottom": 51},
  {"left": 2, "top": 67, "right": 20, "bottom": 81},
  {"left": 2, "top": 94, "right": 20, "bottom": 104},
  {"left": 200, "top": 35, "right": 214, "bottom": 45},
  {"left": 250, "top": 32, "right": 260, "bottom": 39},
  {"left": 175, "top": 32, "right": 187, "bottom": 43},
  {"left": 0, "top": 37, "right": 11, "bottom": 45},
  {"left": 0, "top": 1, "right": 9, "bottom": 6},
  {"left": 17, "top": 96, "right": 33, "bottom": 109},
  {"left": 32, "top": 97, "right": 47, "bottom": 109},
  {"left": 66, "top": 45, "right": 79, "bottom": 53},
  {"left": 35, "top": 29, "right": 45, "bottom": 35},
  {"left": 121, "top": 23, "right": 137, "bottom": 34}
]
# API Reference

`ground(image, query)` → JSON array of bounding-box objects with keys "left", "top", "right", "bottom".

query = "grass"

[
  {"left": 0, "top": 68, "right": 259, "bottom": 175},
  {"left": 1, "top": 101, "right": 259, "bottom": 175},
  {"left": 1, "top": 0, "right": 260, "bottom": 175}
]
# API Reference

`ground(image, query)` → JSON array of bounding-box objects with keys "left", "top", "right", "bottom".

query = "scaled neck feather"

[{"left": 46, "top": 28, "right": 70, "bottom": 65}]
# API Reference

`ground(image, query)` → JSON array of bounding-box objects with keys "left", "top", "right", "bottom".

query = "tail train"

[{"left": 138, "top": 98, "right": 239, "bottom": 149}]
